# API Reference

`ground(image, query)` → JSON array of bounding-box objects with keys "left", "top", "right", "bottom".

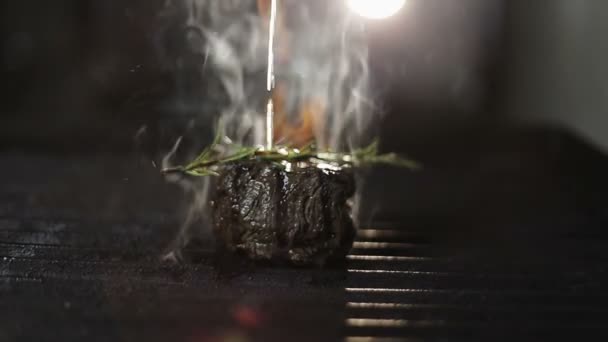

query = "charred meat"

[{"left": 212, "top": 161, "right": 355, "bottom": 265}]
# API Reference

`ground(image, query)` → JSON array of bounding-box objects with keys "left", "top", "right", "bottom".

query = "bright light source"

[{"left": 347, "top": 0, "right": 406, "bottom": 19}]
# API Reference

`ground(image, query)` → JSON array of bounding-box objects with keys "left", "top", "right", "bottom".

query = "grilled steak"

[{"left": 212, "top": 161, "right": 355, "bottom": 265}]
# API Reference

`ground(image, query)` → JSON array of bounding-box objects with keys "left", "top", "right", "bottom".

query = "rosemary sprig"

[
  {"left": 161, "top": 128, "right": 420, "bottom": 176},
  {"left": 185, "top": 119, "right": 224, "bottom": 170}
]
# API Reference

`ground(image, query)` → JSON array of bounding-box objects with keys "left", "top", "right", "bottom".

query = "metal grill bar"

[{"left": 2, "top": 155, "right": 608, "bottom": 341}]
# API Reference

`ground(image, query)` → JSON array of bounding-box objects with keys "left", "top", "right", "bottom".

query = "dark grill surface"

[{"left": 2, "top": 152, "right": 608, "bottom": 341}]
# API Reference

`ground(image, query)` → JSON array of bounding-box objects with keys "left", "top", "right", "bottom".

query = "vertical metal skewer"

[{"left": 265, "top": 0, "right": 278, "bottom": 150}]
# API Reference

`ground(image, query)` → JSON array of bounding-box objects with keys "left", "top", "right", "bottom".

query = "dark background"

[
  {"left": 2, "top": 0, "right": 608, "bottom": 223},
  {"left": 3, "top": 1, "right": 608, "bottom": 341},
  {"left": 2, "top": 0, "right": 606, "bottom": 151},
  {"left": 1, "top": 0, "right": 504, "bottom": 153}
]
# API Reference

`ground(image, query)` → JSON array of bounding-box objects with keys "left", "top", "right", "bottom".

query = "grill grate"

[
  {"left": 2, "top": 155, "right": 608, "bottom": 341},
  {"left": 0, "top": 226, "right": 608, "bottom": 341},
  {"left": 4, "top": 222, "right": 606, "bottom": 341},
  {"left": 343, "top": 229, "right": 608, "bottom": 341}
]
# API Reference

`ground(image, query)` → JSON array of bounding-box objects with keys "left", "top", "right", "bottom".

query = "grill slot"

[
  {"left": 2, "top": 156, "right": 608, "bottom": 341},
  {"left": 343, "top": 227, "right": 608, "bottom": 340},
  {"left": 3, "top": 220, "right": 608, "bottom": 341}
]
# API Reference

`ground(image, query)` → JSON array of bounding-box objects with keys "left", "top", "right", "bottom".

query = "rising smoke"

[{"left": 160, "top": 0, "right": 374, "bottom": 258}]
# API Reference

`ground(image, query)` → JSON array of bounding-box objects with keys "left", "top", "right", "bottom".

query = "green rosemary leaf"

[
  {"left": 185, "top": 168, "right": 220, "bottom": 177},
  {"left": 212, "top": 118, "right": 225, "bottom": 146},
  {"left": 299, "top": 141, "right": 315, "bottom": 154},
  {"left": 187, "top": 119, "right": 225, "bottom": 168},
  {"left": 219, "top": 146, "right": 259, "bottom": 163},
  {"left": 168, "top": 118, "right": 420, "bottom": 178},
  {"left": 366, "top": 153, "right": 421, "bottom": 170},
  {"left": 356, "top": 139, "right": 379, "bottom": 158}
]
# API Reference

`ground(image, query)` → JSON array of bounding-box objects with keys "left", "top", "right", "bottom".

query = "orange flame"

[{"left": 257, "top": 0, "right": 324, "bottom": 147}]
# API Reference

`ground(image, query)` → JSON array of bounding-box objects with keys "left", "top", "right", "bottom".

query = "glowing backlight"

[{"left": 347, "top": 0, "right": 406, "bottom": 19}]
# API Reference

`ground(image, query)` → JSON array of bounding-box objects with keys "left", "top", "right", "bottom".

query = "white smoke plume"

[{"left": 160, "top": 0, "right": 375, "bottom": 258}]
